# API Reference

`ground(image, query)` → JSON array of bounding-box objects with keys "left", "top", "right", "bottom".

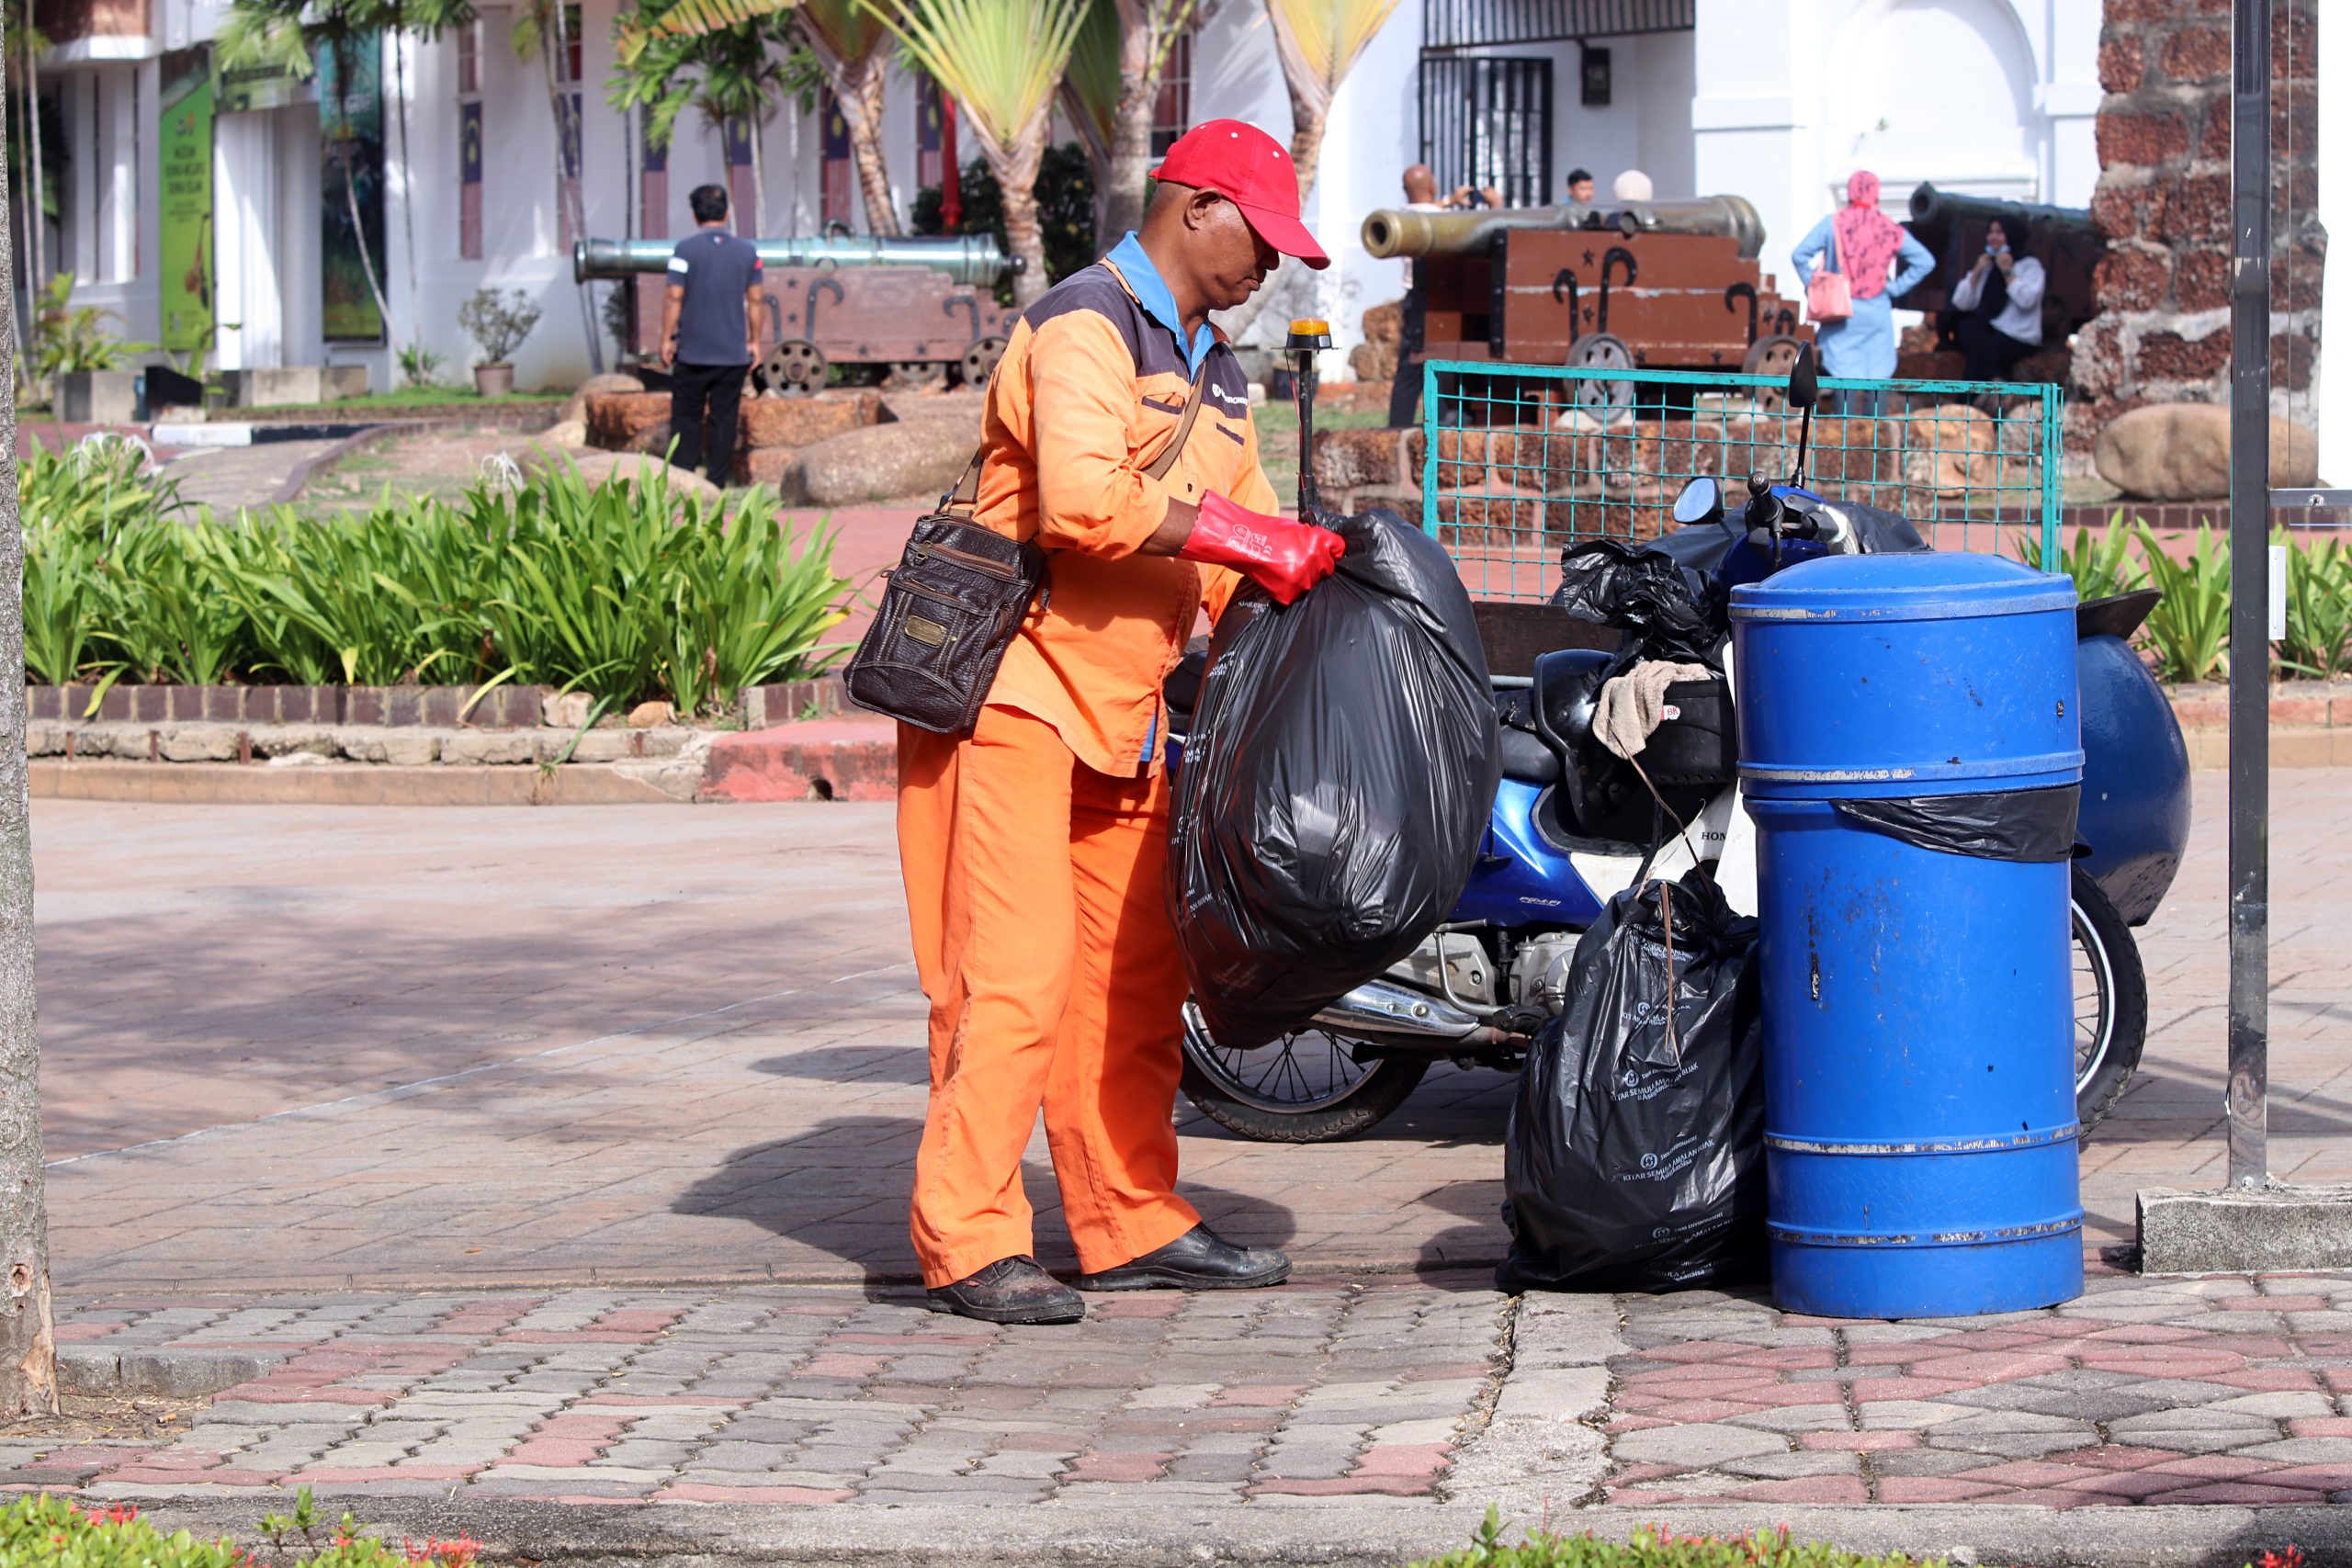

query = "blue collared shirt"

[{"left": 1107, "top": 231, "right": 1216, "bottom": 378}]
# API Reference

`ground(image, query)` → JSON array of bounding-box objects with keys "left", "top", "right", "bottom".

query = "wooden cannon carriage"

[
  {"left": 573, "top": 234, "right": 1022, "bottom": 394},
  {"left": 1361, "top": 197, "right": 1810, "bottom": 418}
]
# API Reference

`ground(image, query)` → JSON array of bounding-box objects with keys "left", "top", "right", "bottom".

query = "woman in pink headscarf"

[{"left": 1792, "top": 172, "right": 1934, "bottom": 409}]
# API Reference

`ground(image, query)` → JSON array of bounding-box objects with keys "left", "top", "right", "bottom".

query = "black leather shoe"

[
  {"left": 1073, "top": 1224, "right": 1291, "bottom": 1292},
  {"left": 925, "top": 1256, "right": 1084, "bottom": 1325}
]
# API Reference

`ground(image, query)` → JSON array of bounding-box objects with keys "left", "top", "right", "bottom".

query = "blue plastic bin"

[{"left": 1731, "top": 553, "right": 2085, "bottom": 1319}]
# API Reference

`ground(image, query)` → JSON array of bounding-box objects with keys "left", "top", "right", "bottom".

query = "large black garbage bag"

[
  {"left": 1169, "top": 508, "right": 1500, "bottom": 1051},
  {"left": 1551, "top": 537, "right": 1724, "bottom": 663},
  {"left": 1498, "top": 872, "right": 1767, "bottom": 1293}
]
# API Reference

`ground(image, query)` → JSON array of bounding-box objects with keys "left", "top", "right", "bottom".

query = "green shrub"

[
  {"left": 0, "top": 1488, "right": 480, "bottom": 1568},
  {"left": 1409, "top": 1510, "right": 1945, "bottom": 1568},
  {"left": 2278, "top": 531, "right": 2352, "bottom": 680},
  {"left": 18, "top": 450, "right": 851, "bottom": 716},
  {"left": 2133, "top": 522, "right": 2232, "bottom": 682},
  {"left": 2011, "top": 513, "right": 2143, "bottom": 604}
]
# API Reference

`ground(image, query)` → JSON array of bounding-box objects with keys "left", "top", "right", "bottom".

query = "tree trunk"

[
  {"left": 748, "top": 111, "right": 767, "bottom": 239},
  {"left": 539, "top": 24, "right": 603, "bottom": 374},
  {"left": 23, "top": 28, "right": 41, "bottom": 296},
  {"left": 0, "top": 45, "right": 59, "bottom": 1424},
  {"left": 1099, "top": 0, "right": 1166, "bottom": 244},
  {"left": 989, "top": 107, "right": 1049, "bottom": 309},
  {"left": 834, "top": 57, "right": 897, "bottom": 237},
  {"left": 15, "top": 40, "right": 33, "bottom": 344},
  {"left": 340, "top": 148, "right": 391, "bottom": 333},
  {"left": 1286, "top": 99, "right": 1327, "bottom": 205},
  {"left": 390, "top": 31, "right": 421, "bottom": 368}
]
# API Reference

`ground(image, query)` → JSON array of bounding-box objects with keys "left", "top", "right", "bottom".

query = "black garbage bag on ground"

[
  {"left": 1551, "top": 538, "right": 1725, "bottom": 664},
  {"left": 1169, "top": 508, "right": 1500, "bottom": 1052},
  {"left": 1498, "top": 871, "right": 1767, "bottom": 1293}
]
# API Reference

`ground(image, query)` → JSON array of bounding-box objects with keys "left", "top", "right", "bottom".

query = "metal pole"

[{"left": 2225, "top": 0, "right": 2272, "bottom": 1188}]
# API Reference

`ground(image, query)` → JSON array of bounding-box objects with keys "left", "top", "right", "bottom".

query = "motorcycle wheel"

[
  {"left": 2073, "top": 864, "right": 2148, "bottom": 1138},
  {"left": 1179, "top": 1001, "right": 1430, "bottom": 1143}
]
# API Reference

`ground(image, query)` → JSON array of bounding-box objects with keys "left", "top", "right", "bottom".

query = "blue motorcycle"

[{"left": 1169, "top": 353, "right": 2192, "bottom": 1144}]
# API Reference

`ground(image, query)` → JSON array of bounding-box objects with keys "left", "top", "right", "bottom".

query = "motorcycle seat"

[{"left": 1498, "top": 722, "right": 1561, "bottom": 785}]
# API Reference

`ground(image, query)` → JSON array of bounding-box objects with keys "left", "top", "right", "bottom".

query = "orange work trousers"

[{"left": 897, "top": 702, "right": 1201, "bottom": 1289}]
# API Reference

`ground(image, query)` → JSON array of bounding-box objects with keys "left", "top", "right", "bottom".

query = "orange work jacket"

[{"left": 969, "top": 253, "right": 1282, "bottom": 778}]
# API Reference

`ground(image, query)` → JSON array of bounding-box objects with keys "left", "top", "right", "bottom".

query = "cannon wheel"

[
  {"left": 888, "top": 360, "right": 947, "bottom": 391},
  {"left": 959, "top": 336, "right": 1007, "bottom": 389},
  {"left": 1744, "top": 333, "right": 1806, "bottom": 412},
  {"left": 1566, "top": 333, "right": 1635, "bottom": 422},
  {"left": 763, "top": 339, "right": 828, "bottom": 397}
]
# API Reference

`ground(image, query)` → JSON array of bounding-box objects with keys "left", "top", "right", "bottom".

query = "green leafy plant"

[
  {"left": 398, "top": 342, "right": 446, "bottom": 389},
  {"left": 2011, "top": 512, "right": 2145, "bottom": 604},
  {"left": 18, "top": 452, "right": 850, "bottom": 712},
  {"left": 458, "top": 288, "right": 543, "bottom": 367},
  {"left": 2133, "top": 521, "right": 2233, "bottom": 683},
  {"left": 19, "top": 440, "right": 193, "bottom": 691},
  {"left": 0, "top": 1489, "right": 483, "bottom": 1568},
  {"left": 2277, "top": 529, "right": 2352, "bottom": 680},
  {"left": 479, "top": 457, "right": 847, "bottom": 716},
  {"left": 28, "top": 272, "right": 159, "bottom": 384},
  {"left": 1410, "top": 1508, "right": 1947, "bottom": 1568}
]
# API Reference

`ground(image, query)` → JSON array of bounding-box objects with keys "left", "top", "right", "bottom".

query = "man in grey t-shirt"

[{"left": 662, "top": 184, "right": 766, "bottom": 486}]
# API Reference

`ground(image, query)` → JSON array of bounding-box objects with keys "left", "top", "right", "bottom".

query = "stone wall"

[{"left": 2073, "top": 0, "right": 2324, "bottom": 455}]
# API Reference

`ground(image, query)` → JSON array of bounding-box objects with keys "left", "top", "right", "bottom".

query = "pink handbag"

[{"left": 1806, "top": 221, "right": 1852, "bottom": 322}]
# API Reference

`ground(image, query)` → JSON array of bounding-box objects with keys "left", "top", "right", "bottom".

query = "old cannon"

[
  {"left": 1362, "top": 195, "right": 1806, "bottom": 421},
  {"left": 573, "top": 234, "right": 1023, "bottom": 394},
  {"left": 1890, "top": 183, "right": 2104, "bottom": 360}
]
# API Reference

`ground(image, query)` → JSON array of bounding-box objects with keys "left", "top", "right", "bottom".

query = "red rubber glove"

[{"left": 1177, "top": 492, "right": 1346, "bottom": 606}]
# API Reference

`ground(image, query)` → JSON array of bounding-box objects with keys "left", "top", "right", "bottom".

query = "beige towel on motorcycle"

[{"left": 1594, "top": 661, "right": 1715, "bottom": 761}]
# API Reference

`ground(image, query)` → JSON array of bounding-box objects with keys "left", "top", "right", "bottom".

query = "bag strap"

[
  {"left": 934, "top": 359, "right": 1211, "bottom": 516},
  {"left": 1145, "top": 363, "right": 1210, "bottom": 481}
]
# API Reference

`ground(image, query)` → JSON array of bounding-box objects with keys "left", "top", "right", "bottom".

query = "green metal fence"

[{"left": 1417, "top": 361, "right": 2064, "bottom": 603}]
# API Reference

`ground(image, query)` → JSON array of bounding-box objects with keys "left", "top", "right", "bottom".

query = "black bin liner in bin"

[
  {"left": 1168, "top": 509, "right": 1500, "bottom": 1051},
  {"left": 1499, "top": 872, "right": 1767, "bottom": 1294},
  {"left": 1834, "top": 784, "right": 2082, "bottom": 863}
]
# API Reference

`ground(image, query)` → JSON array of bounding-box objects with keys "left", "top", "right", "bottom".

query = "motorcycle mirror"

[
  {"left": 1670, "top": 476, "right": 1724, "bottom": 528},
  {"left": 1788, "top": 341, "right": 1819, "bottom": 412}
]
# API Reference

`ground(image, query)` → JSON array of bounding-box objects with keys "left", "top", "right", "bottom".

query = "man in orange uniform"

[{"left": 899, "top": 121, "right": 1346, "bottom": 1325}]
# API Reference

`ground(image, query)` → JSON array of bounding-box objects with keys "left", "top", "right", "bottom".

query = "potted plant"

[
  {"left": 458, "top": 288, "right": 542, "bottom": 397},
  {"left": 33, "top": 272, "right": 158, "bottom": 420}
]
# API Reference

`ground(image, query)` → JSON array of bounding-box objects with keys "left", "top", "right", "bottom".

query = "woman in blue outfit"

[{"left": 1791, "top": 171, "right": 1935, "bottom": 414}]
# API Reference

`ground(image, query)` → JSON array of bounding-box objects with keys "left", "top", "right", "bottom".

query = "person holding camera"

[{"left": 1950, "top": 215, "right": 2045, "bottom": 383}]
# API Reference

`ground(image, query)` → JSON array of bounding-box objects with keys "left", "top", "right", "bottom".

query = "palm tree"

[
  {"left": 612, "top": 2, "right": 793, "bottom": 237},
  {"left": 794, "top": 0, "right": 897, "bottom": 235},
  {"left": 216, "top": 0, "right": 396, "bottom": 337},
  {"left": 1213, "top": 0, "right": 1396, "bottom": 344},
  {"left": 511, "top": 0, "right": 605, "bottom": 368},
  {"left": 869, "top": 0, "right": 1089, "bottom": 307},
  {"left": 6, "top": 3, "right": 46, "bottom": 316},
  {"left": 1262, "top": 0, "right": 1398, "bottom": 205},
  {"left": 1060, "top": 0, "right": 1193, "bottom": 251}
]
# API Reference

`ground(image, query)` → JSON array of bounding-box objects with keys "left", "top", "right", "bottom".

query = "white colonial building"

[{"left": 23, "top": 0, "right": 2344, "bottom": 470}]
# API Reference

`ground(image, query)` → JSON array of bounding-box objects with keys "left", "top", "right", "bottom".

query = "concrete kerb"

[
  {"left": 268, "top": 423, "right": 407, "bottom": 505},
  {"left": 81, "top": 1496, "right": 2352, "bottom": 1568},
  {"left": 2139, "top": 1183, "right": 2352, "bottom": 1274}
]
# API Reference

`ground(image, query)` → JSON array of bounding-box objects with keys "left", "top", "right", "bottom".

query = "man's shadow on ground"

[{"left": 675, "top": 1114, "right": 1298, "bottom": 1298}]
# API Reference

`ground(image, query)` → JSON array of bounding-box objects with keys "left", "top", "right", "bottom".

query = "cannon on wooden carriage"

[
  {"left": 1889, "top": 184, "right": 2104, "bottom": 354},
  {"left": 572, "top": 235, "right": 1023, "bottom": 395},
  {"left": 1361, "top": 196, "right": 1810, "bottom": 421}
]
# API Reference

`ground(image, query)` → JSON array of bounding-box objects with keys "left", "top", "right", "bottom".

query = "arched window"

[{"left": 1826, "top": 0, "right": 2038, "bottom": 210}]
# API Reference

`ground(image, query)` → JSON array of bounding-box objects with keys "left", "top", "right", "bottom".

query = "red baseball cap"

[{"left": 1150, "top": 118, "right": 1329, "bottom": 270}]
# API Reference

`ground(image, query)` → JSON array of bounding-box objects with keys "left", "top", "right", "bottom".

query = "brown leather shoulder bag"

[{"left": 842, "top": 367, "right": 1207, "bottom": 736}]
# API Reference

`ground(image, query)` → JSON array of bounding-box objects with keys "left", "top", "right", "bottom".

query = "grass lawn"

[
  {"left": 239, "top": 386, "right": 568, "bottom": 415},
  {"left": 1250, "top": 400, "right": 1390, "bottom": 509}
]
